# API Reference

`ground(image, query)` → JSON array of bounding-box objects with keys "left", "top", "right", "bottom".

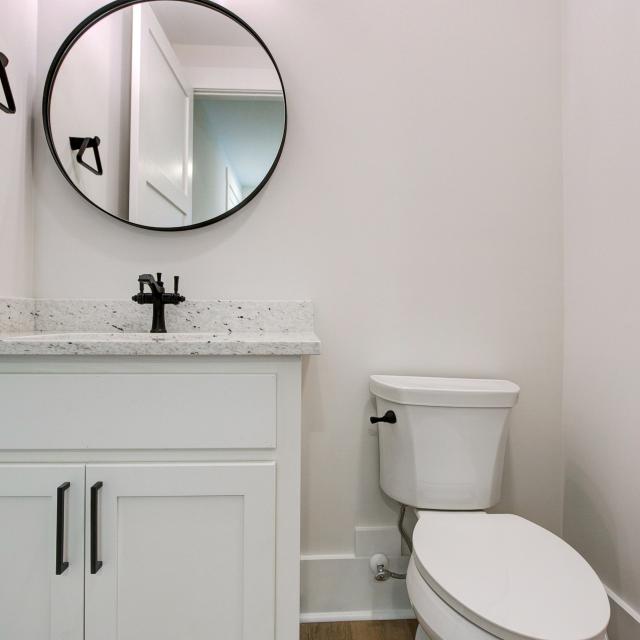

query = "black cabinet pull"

[
  {"left": 0, "top": 52, "right": 16, "bottom": 115},
  {"left": 69, "top": 136, "right": 103, "bottom": 176},
  {"left": 56, "top": 482, "right": 71, "bottom": 575},
  {"left": 90, "top": 481, "right": 103, "bottom": 574}
]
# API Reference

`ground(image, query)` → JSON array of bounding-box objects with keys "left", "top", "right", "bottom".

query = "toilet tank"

[{"left": 370, "top": 376, "right": 520, "bottom": 510}]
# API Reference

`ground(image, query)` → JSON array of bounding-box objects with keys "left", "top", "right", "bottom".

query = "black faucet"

[{"left": 132, "top": 273, "right": 185, "bottom": 333}]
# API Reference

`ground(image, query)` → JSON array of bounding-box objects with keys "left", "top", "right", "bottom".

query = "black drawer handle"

[
  {"left": 90, "top": 481, "right": 103, "bottom": 574},
  {"left": 56, "top": 482, "right": 71, "bottom": 575}
]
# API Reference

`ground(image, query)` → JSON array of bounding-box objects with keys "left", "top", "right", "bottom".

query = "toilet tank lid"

[{"left": 369, "top": 375, "right": 520, "bottom": 407}]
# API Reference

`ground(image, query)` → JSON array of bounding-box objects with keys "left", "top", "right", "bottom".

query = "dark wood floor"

[{"left": 300, "top": 620, "right": 418, "bottom": 640}]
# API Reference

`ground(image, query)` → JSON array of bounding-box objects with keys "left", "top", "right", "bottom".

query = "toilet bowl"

[
  {"left": 407, "top": 511, "right": 609, "bottom": 640},
  {"left": 369, "top": 375, "right": 610, "bottom": 640}
]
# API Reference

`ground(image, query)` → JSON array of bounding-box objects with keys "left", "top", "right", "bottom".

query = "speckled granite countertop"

[{"left": 0, "top": 299, "right": 321, "bottom": 356}]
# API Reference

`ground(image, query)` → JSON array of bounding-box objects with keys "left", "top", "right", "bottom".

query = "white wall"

[
  {"left": 562, "top": 2, "right": 640, "bottom": 637},
  {"left": 33, "top": 1, "right": 565, "bottom": 575},
  {"left": 0, "top": 0, "right": 37, "bottom": 297}
]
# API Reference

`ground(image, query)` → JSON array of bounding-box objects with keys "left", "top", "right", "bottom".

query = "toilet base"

[{"left": 415, "top": 627, "right": 431, "bottom": 640}]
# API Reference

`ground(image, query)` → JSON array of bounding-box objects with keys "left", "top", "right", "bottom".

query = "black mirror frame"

[{"left": 42, "top": 0, "right": 287, "bottom": 232}]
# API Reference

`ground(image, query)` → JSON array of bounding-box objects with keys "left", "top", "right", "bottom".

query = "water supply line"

[
  {"left": 398, "top": 504, "right": 413, "bottom": 554},
  {"left": 370, "top": 504, "right": 412, "bottom": 581}
]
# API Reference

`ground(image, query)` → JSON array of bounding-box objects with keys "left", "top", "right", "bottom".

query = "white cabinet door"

[
  {"left": 0, "top": 464, "right": 85, "bottom": 640},
  {"left": 129, "top": 4, "right": 193, "bottom": 227},
  {"left": 85, "top": 463, "right": 276, "bottom": 640}
]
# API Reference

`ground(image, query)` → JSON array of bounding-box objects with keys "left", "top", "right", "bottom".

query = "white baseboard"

[
  {"left": 301, "top": 609, "right": 416, "bottom": 624},
  {"left": 605, "top": 585, "right": 640, "bottom": 640},
  {"left": 605, "top": 586, "right": 640, "bottom": 625},
  {"left": 300, "top": 559, "right": 640, "bottom": 635},
  {"left": 301, "top": 554, "right": 414, "bottom": 623}
]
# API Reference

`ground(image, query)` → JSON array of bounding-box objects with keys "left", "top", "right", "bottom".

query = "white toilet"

[{"left": 370, "top": 375, "right": 610, "bottom": 640}]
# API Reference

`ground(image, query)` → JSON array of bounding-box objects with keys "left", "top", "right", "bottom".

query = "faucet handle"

[
  {"left": 174, "top": 275, "right": 180, "bottom": 294},
  {"left": 156, "top": 272, "right": 162, "bottom": 284}
]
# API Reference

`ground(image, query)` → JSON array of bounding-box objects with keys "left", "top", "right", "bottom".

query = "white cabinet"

[
  {"left": 85, "top": 463, "right": 275, "bottom": 640},
  {"left": 0, "top": 464, "right": 85, "bottom": 640},
  {"left": 0, "top": 462, "right": 276, "bottom": 640},
  {"left": 0, "top": 356, "right": 303, "bottom": 640}
]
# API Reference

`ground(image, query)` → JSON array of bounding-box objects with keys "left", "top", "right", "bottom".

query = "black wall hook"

[
  {"left": 70, "top": 136, "right": 103, "bottom": 175},
  {"left": 0, "top": 52, "right": 16, "bottom": 115}
]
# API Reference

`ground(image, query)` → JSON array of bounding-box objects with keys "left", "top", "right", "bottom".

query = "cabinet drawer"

[{"left": 0, "top": 373, "right": 276, "bottom": 449}]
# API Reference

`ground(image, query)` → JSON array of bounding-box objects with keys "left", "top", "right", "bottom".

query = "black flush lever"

[
  {"left": 0, "top": 52, "right": 16, "bottom": 115},
  {"left": 70, "top": 136, "right": 103, "bottom": 175},
  {"left": 370, "top": 410, "right": 397, "bottom": 424}
]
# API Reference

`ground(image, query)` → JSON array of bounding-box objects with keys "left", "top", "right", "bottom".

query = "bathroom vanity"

[
  {"left": 0, "top": 299, "right": 320, "bottom": 640},
  {"left": 2, "top": 0, "right": 304, "bottom": 634}
]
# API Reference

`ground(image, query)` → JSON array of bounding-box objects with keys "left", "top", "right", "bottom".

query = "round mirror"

[{"left": 43, "top": 0, "right": 286, "bottom": 231}]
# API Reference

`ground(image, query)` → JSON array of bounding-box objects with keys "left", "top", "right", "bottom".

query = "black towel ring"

[
  {"left": 0, "top": 52, "right": 16, "bottom": 115},
  {"left": 69, "top": 136, "right": 103, "bottom": 176}
]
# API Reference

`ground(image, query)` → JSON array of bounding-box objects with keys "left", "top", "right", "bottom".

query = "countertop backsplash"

[{"left": 0, "top": 298, "right": 314, "bottom": 334}]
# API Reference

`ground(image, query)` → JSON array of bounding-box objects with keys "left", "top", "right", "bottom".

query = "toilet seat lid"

[{"left": 412, "top": 512, "right": 610, "bottom": 640}]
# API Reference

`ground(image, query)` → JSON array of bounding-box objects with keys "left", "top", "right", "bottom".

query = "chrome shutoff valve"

[{"left": 369, "top": 553, "right": 406, "bottom": 581}]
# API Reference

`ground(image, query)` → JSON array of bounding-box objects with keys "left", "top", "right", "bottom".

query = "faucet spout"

[{"left": 137, "top": 273, "right": 164, "bottom": 296}]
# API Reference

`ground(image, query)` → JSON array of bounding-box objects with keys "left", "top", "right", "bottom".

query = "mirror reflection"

[{"left": 47, "top": 1, "right": 286, "bottom": 229}]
